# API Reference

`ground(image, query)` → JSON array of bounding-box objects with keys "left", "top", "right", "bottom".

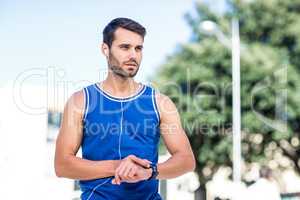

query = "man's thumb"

[{"left": 131, "top": 156, "right": 151, "bottom": 168}]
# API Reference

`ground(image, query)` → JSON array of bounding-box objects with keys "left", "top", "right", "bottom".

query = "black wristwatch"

[{"left": 147, "top": 163, "right": 159, "bottom": 180}]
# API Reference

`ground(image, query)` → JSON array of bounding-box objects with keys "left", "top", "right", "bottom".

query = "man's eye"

[{"left": 121, "top": 46, "right": 129, "bottom": 49}]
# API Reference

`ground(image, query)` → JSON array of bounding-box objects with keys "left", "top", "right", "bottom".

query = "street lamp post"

[
  {"left": 199, "top": 19, "right": 242, "bottom": 183},
  {"left": 231, "top": 18, "right": 242, "bottom": 183}
]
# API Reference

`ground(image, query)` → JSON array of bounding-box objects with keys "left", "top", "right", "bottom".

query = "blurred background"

[{"left": 1, "top": 0, "right": 300, "bottom": 199}]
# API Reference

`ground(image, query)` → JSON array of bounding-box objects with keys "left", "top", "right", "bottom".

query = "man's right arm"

[
  {"left": 54, "top": 90, "right": 120, "bottom": 180},
  {"left": 54, "top": 90, "right": 149, "bottom": 180}
]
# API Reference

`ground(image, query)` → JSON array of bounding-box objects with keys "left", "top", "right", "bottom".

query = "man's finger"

[
  {"left": 124, "top": 165, "right": 134, "bottom": 179},
  {"left": 114, "top": 166, "right": 120, "bottom": 184},
  {"left": 128, "top": 166, "right": 138, "bottom": 178},
  {"left": 131, "top": 156, "right": 151, "bottom": 168},
  {"left": 115, "top": 165, "right": 123, "bottom": 185},
  {"left": 118, "top": 164, "right": 130, "bottom": 180}
]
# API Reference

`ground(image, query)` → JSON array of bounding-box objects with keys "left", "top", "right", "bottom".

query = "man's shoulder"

[
  {"left": 154, "top": 91, "right": 172, "bottom": 105},
  {"left": 65, "top": 89, "right": 85, "bottom": 113},
  {"left": 153, "top": 90, "right": 178, "bottom": 117},
  {"left": 70, "top": 83, "right": 95, "bottom": 102},
  {"left": 70, "top": 89, "right": 84, "bottom": 102}
]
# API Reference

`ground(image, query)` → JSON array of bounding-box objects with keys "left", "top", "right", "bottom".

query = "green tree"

[{"left": 153, "top": 0, "right": 300, "bottom": 198}]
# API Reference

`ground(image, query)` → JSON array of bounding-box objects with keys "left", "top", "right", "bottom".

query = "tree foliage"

[{"left": 154, "top": 0, "right": 300, "bottom": 185}]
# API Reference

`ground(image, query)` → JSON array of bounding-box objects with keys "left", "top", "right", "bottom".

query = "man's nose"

[{"left": 128, "top": 48, "right": 138, "bottom": 59}]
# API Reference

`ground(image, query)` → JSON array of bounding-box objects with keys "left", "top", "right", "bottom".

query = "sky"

[{"left": 0, "top": 0, "right": 199, "bottom": 88}]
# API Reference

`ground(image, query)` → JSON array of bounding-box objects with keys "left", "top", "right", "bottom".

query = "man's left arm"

[
  {"left": 112, "top": 92, "right": 196, "bottom": 183},
  {"left": 155, "top": 92, "right": 196, "bottom": 179}
]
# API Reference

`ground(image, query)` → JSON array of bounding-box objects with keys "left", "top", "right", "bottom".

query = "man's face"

[{"left": 104, "top": 27, "right": 144, "bottom": 78}]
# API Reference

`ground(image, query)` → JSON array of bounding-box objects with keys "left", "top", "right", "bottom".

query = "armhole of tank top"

[
  {"left": 151, "top": 88, "right": 161, "bottom": 125},
  {"left": 83, "top": 87, "right": 89, "bottom": 122}
]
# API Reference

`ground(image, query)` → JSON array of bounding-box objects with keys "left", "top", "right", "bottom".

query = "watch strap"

[{"left": 147, "top": 163, "right": 159, "bottom": 180}]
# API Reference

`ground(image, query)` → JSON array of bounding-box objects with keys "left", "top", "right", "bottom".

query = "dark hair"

[{"left": 103, "top": 17, "right": 146, "bottom": 47}]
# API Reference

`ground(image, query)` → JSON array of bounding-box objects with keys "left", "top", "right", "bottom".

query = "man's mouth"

[
  {"left": 125, "top": 63, "right": 137, "bottom": 67},
  {"left": 125, "top": 63, "right": 136, "bottom": 66}
]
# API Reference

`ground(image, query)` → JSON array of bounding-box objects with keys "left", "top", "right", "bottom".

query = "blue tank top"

[{"left": 79, "top": 82, "right": 162, "bottom": 200}]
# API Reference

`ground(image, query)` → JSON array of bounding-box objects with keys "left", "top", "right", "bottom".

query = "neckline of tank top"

[{"left": 93, "top": 82, "right": 147, "bottom": 102}]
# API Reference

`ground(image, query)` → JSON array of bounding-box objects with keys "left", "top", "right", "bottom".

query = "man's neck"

[{"left": 101, "top": 73, "right": 140, "bottom": 97}]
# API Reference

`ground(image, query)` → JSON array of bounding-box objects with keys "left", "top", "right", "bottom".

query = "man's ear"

[{"left": 101, "top": 43, "right": 109, "bottom": 58}]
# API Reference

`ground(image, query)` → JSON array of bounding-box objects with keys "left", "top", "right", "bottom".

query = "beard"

[{"left": 108, "top": 51, "right": 139, "bottom": 78}]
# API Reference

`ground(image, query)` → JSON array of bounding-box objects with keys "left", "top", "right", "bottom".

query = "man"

[{"left": 55, "top": 17, "right": 195, "bottom": 200}]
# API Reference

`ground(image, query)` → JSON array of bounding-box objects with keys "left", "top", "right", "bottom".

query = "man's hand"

[
  {"left": 111, "top": 155, "right": 151, "bottom": 185},
  {"left": 112, "top": 165, "right": 152, "bottom": 184}
]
